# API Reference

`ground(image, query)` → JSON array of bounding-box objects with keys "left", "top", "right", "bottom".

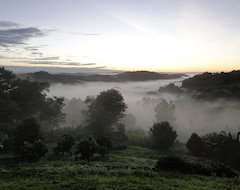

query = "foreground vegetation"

[{"left": 0, "top": 146, "right": 239, "bottom": 190}]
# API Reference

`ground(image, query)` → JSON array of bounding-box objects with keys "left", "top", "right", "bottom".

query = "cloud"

[
  {"left": 35, "top": 56, "right": 59, "bottom": 61},
  {"left": 0, "top": 22, "right": 46, "bottom": 46},
  {"left": 0, "top": 21, "right": 19, "bottom": 28},
  {"left": 26, "top": 60, "right": 97, "bottom": 67}
]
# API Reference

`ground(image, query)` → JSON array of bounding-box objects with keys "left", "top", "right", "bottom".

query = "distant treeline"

[{"left": 17, "top": 71, "right": 187, "bottom": 84}]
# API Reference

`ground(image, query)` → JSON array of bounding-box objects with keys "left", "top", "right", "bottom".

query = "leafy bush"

[
  {"left": 186, "top": 133, "right": 204, "bottom": 156},
  {"left": 54, "top": 134, "right": 74, "bottom": 156},
  {"left": 0, "top": 132, "right": 8, "bottom": 150},
  {"left": 149, "top": 122, "right": 177, "bottom": 151},
  {"left": 75, "top": 136, "right": 99, "bottom": 161},
  {"left": 211, "top": 162, "right": 238, "bottom": 178},
  {"left": 96, "top": 136, "right": 112, "bottom": 152},
  {"left": 19, "top": 139, "right": 48, "bottom": 162},
  {"left": 155, "top": 156, "right": 188, "bottom": 173},
  {"left": 14, "top": 118, "right": 42, "bottom": 155},
  {"left": 155, "top": 156, "right": 237, "bottom": 177}
]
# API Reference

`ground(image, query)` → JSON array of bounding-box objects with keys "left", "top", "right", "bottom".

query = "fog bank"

[{"left": 48, "top": 76, "right": 240, "bottom": 141}]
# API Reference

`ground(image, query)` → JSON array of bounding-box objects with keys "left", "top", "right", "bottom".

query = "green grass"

[{"left": 0, "top": 146, "right": 239, "bottom": 190}]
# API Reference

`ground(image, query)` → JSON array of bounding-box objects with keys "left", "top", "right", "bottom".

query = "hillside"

[
  {"left": 0, "top": 146, "right": 239, "bottom": 190},
  {"left": 156, "top": 70, "right": 240, "bottom": 100},
  {"left": 17, "top": 71, "right": 187, "bottom": 84},
  {"left": 181, "top": 70, "right": 240, "bottom": 99}
]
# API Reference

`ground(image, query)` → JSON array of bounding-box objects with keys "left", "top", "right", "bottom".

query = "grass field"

[{"left": 0, "top": 146, "right": 239, "bottom": 190}]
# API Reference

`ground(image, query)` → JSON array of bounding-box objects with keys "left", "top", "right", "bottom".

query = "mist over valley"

[{"left": 46, "top": 71, "right": 240, "bottom": 142}]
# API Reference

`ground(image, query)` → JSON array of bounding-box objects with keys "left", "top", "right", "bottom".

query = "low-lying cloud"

[{"left": 48, "top": 78, "right": 240, "bottom": 142}]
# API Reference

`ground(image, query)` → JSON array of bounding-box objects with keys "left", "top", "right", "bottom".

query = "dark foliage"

[
  {"left": 19, "top": 139, "right": 48, "bottom": 162},
  {"left": 155, "top": 156, "right": 237, "bottom": 178},
  {"left": 96, "top": 136, "right": 112, "bottom": 153},
  {"left": 84, "top": 89, "right": 126, "bottom": 137},
  {"left": 181, "top": 70, "right": 240, "bottom": 99},
  {"left": 18, "top": 70, "right": 186, "bottom": 83},
  {"left": 187, "top": 131, "right": 240, "bottom": 170},
  {"left": 211, "top": 162, "right": 238, "bottom": 178},
  {"left": 75, "top": 136, "right": 99, "bottom": 161},
  {"left": 149, "top": 122, "right": 177, "bottom": 151},
  {"left": 14, "top": 118, "right": 42, "bottom": 155},
  {"left": 186, "top": 133, "right": 204, "bottom": 156},
  {"left": 54, "top": 134, "right": 74, "bottom": 156}
]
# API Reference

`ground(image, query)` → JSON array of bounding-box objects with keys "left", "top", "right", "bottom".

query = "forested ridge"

[
  {"left": 17, "top": 70, "right": 187, "bottom": 84},
  {"left": 181, "top": 70, "right": 240, "bottom": 99}
]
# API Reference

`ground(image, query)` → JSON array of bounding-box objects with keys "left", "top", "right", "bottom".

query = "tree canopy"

[{"left": 84, "top": 89, "right": 127, "bottom": 137}]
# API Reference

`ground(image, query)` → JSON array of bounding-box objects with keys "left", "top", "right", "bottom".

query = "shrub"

[
  {"left": 14, "top": 118, "right": 42, "bottom": 155},
  {"left": 155, "top": 156, "right": 186, "bottom": 172},
  {"left": 186, "top": 133, "right": 204, "bottom": 156},
  {"left": 54, "top": 134, "right": 74, "bottom": 156},
  {"left": 96, "top": 136, "right": 112, "bottom": 153},
  {"left": 75, "top": 136, "right": 98, "bottom": 161},
  {"left": 211, "top": 162, "right": 238, "bottom": 178},
  {"left": 19, "top": 139, "right": 48, "bottom": 162},
  {"left": 154, "top": 156, "right": 231, "bottom": 177},
  {"left": 149, "top": 122, "right": 177, "bottom": 151}
]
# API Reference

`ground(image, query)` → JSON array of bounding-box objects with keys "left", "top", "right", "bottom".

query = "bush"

[
  {"left": 155, "top": 156, "right": 188, "bottom": 173},
  {"left": 19, "top": 139, "right": 48, "bottom": 162},
  {"left": 54, "top": 134, "right": 74, "bottom": 156},
  {"left": 14, "top": 118, "right": 42, "bottom": 155},
  {"left": 155, "top": 156, "right": 237, "bottom": 178},
  {"left": 211, "top": 162, "right": 238, "bottom": 178},
  {"left": 149, "top": 122, "right": 177, "bottom": 151},
  {"left": 96, "top": 136, "right": 112, "bottom": 153},
  {"left": 186, "top": 133, "right": 204, "bottom": 156},
  {"left": 75, "top": 136, "right": 99, "bottom": 161}
]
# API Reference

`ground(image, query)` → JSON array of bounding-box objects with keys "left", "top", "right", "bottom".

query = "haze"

[{"left": 48, "top": 77, "right": 240, "bottom": 142}]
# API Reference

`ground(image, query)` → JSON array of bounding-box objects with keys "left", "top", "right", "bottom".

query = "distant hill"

[
  {"left": 17, "top": 71, "right": 187, "bottom": 84},
  {"left": 181, "top": 70, "right": 240, "bottom": 99}
]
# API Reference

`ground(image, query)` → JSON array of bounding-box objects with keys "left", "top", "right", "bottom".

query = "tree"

[
  {"left": 186, "top": 133, "right": 204, "bottom": 157},
  {"left": 154, "top": 99, "right": 175, "bottom": 124},
  {"left": 149, "top": 122, "right": 177, "bottom": 151},
  {"left": 75, "top": 136, "right": 99, "bottom": 161},
  {"left": 14, "top": 117, "right": 42, "bottom": 155},
  {"left": 84, "top": 89, "right": 127, "bottom": 137},
  {"left": 0, "top": 67, "right": 19, "bottom": 123},
  {"left": 0, "top": 132, "right": 8, "bottom": 150},
  {"left": 0, "top": 67, "right": 50, "bottom": 122},
  {"left": 19, "top": 139, "right": 48, "bottom": 162},
  {"left": 40, "top": 96, "right": 66, "bottom": 129},
  {"left": 54, "top": 134, "right": 74, "bottom": 155}
]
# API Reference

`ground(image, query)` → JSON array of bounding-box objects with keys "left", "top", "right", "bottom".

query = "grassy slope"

[{"left": 0, "top": 146, "right": 239, "bottom": 190}]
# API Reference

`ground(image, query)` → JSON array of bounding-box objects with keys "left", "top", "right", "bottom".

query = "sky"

[{"left": 0, "top": 0, "right": 240, "bottom": 73}]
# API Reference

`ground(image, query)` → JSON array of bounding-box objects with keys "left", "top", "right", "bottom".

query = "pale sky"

[{"left": 0, "top": 0, "right": 240, "bottom": 72}]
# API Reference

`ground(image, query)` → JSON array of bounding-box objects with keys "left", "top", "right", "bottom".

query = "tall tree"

[
  {"left": 149, "top": 122, "right": 177, "bottom": 151},
  {"left": 40, "top": 96, "right": 66, "bottom": 129},
  {"left": 84, "top": 89, "right": 127, "bottom": 137},
  {"left": 154, "top": 99, "right": 175, "bottom": 124}
]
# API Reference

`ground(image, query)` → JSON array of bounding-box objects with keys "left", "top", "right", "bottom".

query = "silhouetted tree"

[
  {"left": 14, "top": 118, "right": 42, "bottom": 155},
  {"left": 149, "top": 122, "right": 177, "bottom": 151},
  {"left": 40, "top": 96, "right": 66, "bottom": 129},
  {"left": 84, "top": 89, "right": 127, "bottom": 137},
  {"left": 154, "top": 99, "right": 175, "bottom": 125},
  {"left": 186, "top": 133, "right": 204, "bottom": 157}
]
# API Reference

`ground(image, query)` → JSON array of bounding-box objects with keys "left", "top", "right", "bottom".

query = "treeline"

[{"left": 181, "top": 70, "right": 240, "bottom": 99}]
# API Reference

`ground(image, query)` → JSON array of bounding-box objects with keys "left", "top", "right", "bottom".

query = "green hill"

[{"left": 0, "top": 146, "right": 239, "bottom": 190}]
